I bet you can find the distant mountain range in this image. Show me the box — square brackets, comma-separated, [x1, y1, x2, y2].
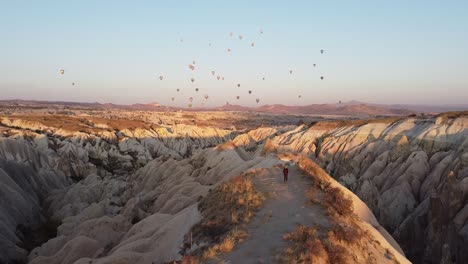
[338, 100, 468, 113]
[2, 99, 468, 116]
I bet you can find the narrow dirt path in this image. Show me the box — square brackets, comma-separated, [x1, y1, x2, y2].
[220, 165, 332, 264]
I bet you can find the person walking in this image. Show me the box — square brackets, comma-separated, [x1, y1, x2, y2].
[283, 165, 289, 183]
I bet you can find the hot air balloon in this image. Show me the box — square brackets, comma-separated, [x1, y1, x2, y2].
[192, 60, 196, 65]
[222, 77, 225, 81]
[188, 64, 195, 70]
[236, 96, 240, 100]
[59, 69, 65, 75]
[217, 76, 221, 80]
[176, 88, 180, 92]
[237, 84, 240, 88]
[227, 48, 231, 53]
[190, 77, 195, 83]
[239, 35, 243, 40]
[189, 97, 193, 102]
[204, 95, 209, 100]
[259, 28, 263, 34]
[256, 98, 260, 103]
[298, 95, 302, 99]
[313, 64, 316, 67]
[320, 76, 324, 80]
[195, 88, 199, 92]
[262, 77, 265, 81]
[211, 70, 215, 76]
[251, 42, 255, 47]
[289, 70, 293, 74]
[72, 82, 75, 86]
[339, 100, 342, 104]
[159, 75, 164, 80]
[188, 103, 192, 108]
[320, 49, 324, 54]
[171, 97, 175, 101]
[248, 90, 252, 94]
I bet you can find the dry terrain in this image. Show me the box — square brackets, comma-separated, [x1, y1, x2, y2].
[0, 104, 467, 264]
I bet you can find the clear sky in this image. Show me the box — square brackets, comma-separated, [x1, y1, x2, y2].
[1, 0, 467, 106]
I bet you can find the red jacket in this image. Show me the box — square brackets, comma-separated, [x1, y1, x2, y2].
[283, 168, 289, 176]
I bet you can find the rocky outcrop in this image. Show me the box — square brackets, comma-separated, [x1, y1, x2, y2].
[0, 139, 69, 263]
[266, 116, 468, 263]
[0, 117, 237, 179]
[2, 110, 466, 264]
[26, 143, 284, 263]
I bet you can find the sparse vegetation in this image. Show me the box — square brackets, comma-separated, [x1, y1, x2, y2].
[180, 174, 265, 261]
[0, 114, 158, 134]
[281, 221, 376, 264]
[298, 156, 355, 219]
[435, 111, 468, 124]
[328, 222, 365, 245]
[287, 156, 399, 264]
[322, 183, 354, 217]
[309, 117, 403, 131]
[179, 255, 200, 264]
[281, 225, 329, 263]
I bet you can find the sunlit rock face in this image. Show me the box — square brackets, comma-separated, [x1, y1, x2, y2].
[0, 111, 300, 263]
[266, 116, 468, 263]
[0, 108, 466, 264]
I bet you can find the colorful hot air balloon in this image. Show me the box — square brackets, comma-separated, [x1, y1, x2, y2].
[204, 95, 209, 100]
[251, 42, 255, 47]
[239, 35, 243, 40]
[188, 103, 192, 108]
[320, 76, 324, 80]
[195, 88, 199, 92]
[262, 77, 265, 80]
[237, 84, 240, 88]
[171, 97, 175, 101]
[190, 77, 195, 83]
[222, 77, 225, 81]
[188, 64, 195, 70]
[320, 49, 324, 54]
[248, 90, 252, 94]
[159, 75, 164, 80]
[189, 97, 193, 102]
[176, 88, 180, 92]
[217, 76, 221, 80]
[313, 64, 316, 67]
[227, 48, 231, 53]
[71, 82, 75, 86]
[192, 60, 196, 65]
[298, 95, 302, 98]
[236, 96, 240, 100]
[211, 70, 215, 76]
[59, 69, 65, 75]
[256, 98, 260, 103]
[289, 70, 293, 74]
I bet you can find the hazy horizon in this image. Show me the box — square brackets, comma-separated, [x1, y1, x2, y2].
[2, 1, 468, 106]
